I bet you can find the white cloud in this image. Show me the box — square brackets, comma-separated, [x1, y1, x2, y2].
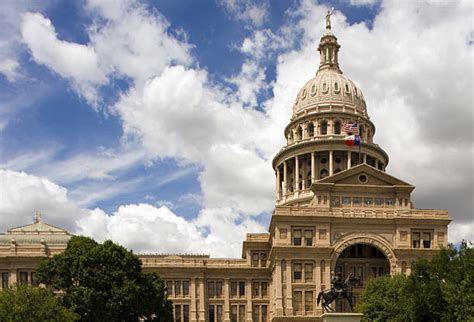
[218, 0, 269, 27]
[229, 60, 267, 107]
[21, 12, 108, 105]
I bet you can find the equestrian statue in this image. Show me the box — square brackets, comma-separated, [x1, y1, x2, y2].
[317, 273, 357, 312]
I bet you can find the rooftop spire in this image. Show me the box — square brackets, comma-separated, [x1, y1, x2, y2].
[35, 210, 42, 223]
[317, 8, 341, 73]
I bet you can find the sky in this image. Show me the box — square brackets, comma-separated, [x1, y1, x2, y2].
[0, 0, 472, 257]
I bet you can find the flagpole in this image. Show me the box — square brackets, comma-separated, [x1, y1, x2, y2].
[357, 117, 361, 165]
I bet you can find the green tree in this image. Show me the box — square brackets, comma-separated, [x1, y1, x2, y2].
[0, 285, 77, 322]
[36, 236, 173, 322]
[356, 241, 474, 322]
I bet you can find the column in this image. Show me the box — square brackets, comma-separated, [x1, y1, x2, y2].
[311, 152, 316, 183]
[375, 159, 379, 169]
[276, 167, 281, 199]
[283, 161, 288, 196]
[295, 156, 300, 191]
[199, 278, 206, 322]
[347, 151, 352, 169]
[286, 260, 293, 315]
[246, 279, 252, 322]
[224, 279, 230, 322]
[302, 123, 308, 139]
[191, 278, 197, 322]
[363, 154, 367, 164]
[329, 151, 334, 176]
[9, 269, 17, 287]
[275, 261, 283, 315]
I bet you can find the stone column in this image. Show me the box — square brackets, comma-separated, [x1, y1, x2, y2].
[295, 156, 300, 191]
[286, 260, 293, 315]
[363, 154, 367, 164]
[199, 277, 206, 322]
[329, 151, 334, 176]
[224, 279, 230, 322]
[191, 278, 197, 322]
[347, 151, 352, 169]
[276, 167, 281, 199]
[375, 159, 379, 169]
[9, 269, 17, 287]
[302, 123, 308, 139]
[246, 279, 252, 322]
[311, 152, 316, 183]
[275, 260, 283, 315]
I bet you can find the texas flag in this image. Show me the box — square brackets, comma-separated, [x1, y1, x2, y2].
[345, 134, 360, 146]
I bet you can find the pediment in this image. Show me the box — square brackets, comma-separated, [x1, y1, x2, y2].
[312, 164, 414, 191]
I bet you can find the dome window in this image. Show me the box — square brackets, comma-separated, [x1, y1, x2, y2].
[322, 82, 328, 94]
[310, 84, 317, 96]
[320, 121, 328, 135]
[344, 83, 350, 94]
[335, 157, 342, 164]
[301, 89, 307, 100]
[334, 82, 340, 93]
[308, 123, 314, 137]
[334, 121, 341, 134]
[297, 126, 303, 140]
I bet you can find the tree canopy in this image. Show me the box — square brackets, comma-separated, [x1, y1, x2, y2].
[36, 236, 173, 322]
[0, 285, 77, 322]
[356, 241, 474, 321]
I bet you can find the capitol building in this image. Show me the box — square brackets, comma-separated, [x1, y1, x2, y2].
[0, 15, 451, 322]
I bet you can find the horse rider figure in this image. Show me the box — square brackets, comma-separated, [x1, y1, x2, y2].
[331, 273, 344, 298]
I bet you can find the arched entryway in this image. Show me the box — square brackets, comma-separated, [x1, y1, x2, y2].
[330, 235, 396, 312]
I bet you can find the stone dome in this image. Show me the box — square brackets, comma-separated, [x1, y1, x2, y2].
[292, 69, 367, 119]
[291, 16, 367, 120]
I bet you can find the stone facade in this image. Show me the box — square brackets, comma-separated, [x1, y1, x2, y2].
[0, 13, 451, 322]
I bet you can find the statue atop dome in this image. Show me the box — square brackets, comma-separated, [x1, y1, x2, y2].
[326, 8, 335, 30]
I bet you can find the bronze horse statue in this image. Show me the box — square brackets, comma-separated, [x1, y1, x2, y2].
[317, 273, 357, 312]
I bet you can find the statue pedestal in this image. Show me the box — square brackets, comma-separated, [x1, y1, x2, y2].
[321, 313, 363, 322]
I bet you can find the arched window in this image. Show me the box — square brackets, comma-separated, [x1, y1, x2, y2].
[320, 169, 328, 179]
[334, 121, 341, 134]
[297, 126, 303, 140]
[320, 121, 328, 135]
[308, 123, 314, 137]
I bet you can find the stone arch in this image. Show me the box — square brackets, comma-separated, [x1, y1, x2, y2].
[330, 233, 397, 274]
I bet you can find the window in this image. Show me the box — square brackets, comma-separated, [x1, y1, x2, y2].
[1, 272, 8, 289]
[166, 281, 173, 295]
[332, 197, 341, 207]
[231, 305, 246, 322]
[209, 305, 223, 322]
[252, 253, 259, 267]
[252, 282, 259, 297]
[239, 281, 246, 296]
[260, 253, 267, 267]
[261, 282, 268, 297]
[423, 232, 431, 248]
[293, 291, 302, 314]
[208, 280, 223, 298]
[183, 280, 189, 296]
[364, 198, 373, 207]
[353, 197, 362, 207]
[230, 281, 245, 297]
[175, 304, 181, 322]
[293, 264, 302, 281]
[261, 305, 267, 322]
[412, 232, 421, 248]
[280, 228, 287, 239]
[375, 198, 383, 207]
[304, 264, 313, 282]
[231, 281, 237, 297]
[305, 291, 314, 312]
[320, 169, 328, 178]
[304, 230, 313, 246]
[216, 281, 223, 297]
[183, 305, 189, 322]
[19, 272, 28, 285]
[308, 123, 314, 137]
[321, 121, 328, 135]
[334, 121, 341, 134]
[175, 281, 181, 296]
[293, 230, 302, 246]
[385, 198, 394, 207]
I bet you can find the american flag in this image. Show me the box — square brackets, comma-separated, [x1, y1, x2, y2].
[342, 122, 359, 134]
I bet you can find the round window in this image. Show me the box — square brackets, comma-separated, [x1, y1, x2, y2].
[358, 174, 368, 184]
[310, 84, 317, 96]
[335, 157, 342, 164]
[320, 158, 327, 164]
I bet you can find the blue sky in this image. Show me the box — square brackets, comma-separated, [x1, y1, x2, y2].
[0, 0, 472, 256]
